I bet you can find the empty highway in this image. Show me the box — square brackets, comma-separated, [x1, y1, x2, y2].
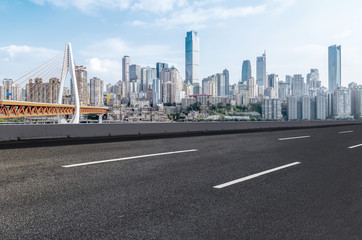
[1, 124, 362, 239]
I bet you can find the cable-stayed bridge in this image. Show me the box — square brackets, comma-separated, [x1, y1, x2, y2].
[0, 43, 107, 123]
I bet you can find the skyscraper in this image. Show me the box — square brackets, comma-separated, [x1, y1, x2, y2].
[129, 64, 141, 81]
[328, 45, 341, 91]
[291, 74, 305, 97]
[185, 31, 199, 86]
[223, 69, 230, 96]
[122, 56, 130, 97]
[241, 60, 251, 84]
[156, 62, 168, 79]
[256, 51, 266, 87]
[89, 77, 104, 106]
[267, 74, 279, 99]
[74, 65, 88, 106]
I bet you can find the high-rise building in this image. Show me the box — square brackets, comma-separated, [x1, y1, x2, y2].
[328, 45, 341, 91]
[216, 73, 226, 97]
[267, 74, 279, 99]
[122, 56, 130, 97]
[287, 96, 298, 120]
[3, 78, 14, 100]
[278, 81, 290, 101]
[262, 99, 282, 120]
[301, 96, 311, 120]
[247, 77, 257, 98]
[256, 51, 266, 87]
[353, 86, 362, 119]
[307, 69, 319, 86]
[285, 75, 292, 84]
[25, 78, 59, 103]
[291, 74, 305, 97]
[241, 60, 251, 84]
[140, 67, 147, 92]
[152, 78, 162, 105]
[74, 65, 88, 106]
[89, 77, 104, 106]
[185, 31, 199, 86]
[129, 64, 141, 81]
[156, 63, 168, 79]
[332, 87, 351, 119]
[223, 69, 230, 96]
[316, 95, 327, 120]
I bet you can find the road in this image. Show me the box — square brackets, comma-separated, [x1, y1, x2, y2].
[1, 125, 362, 239]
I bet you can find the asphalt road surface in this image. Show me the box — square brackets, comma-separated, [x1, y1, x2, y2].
[1, 125, 362, 239]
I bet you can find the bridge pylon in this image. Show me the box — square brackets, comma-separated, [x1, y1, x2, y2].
[57, 43, 80, 124]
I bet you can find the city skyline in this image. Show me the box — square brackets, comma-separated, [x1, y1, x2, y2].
[1, 0, 362, 87]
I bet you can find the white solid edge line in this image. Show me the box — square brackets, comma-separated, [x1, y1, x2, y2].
[348, 144, 362, 149]
[62, 149, 198, 168]
[213, 162, 301, 189]
[278, 136, 311, 141]
[339, 130, 354, 134]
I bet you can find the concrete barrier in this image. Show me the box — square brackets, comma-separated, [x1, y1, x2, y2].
[0, 121, 361, 142]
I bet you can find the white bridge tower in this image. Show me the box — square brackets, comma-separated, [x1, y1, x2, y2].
[57, 43, 80, 124]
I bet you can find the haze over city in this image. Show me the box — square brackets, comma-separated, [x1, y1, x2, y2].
[1, 0, 362, 86]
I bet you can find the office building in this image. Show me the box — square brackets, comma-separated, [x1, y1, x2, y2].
[241, 60, 251, 84]
[152, 78, 162, 105]
[291, 74, 305, 97]
[307, 69, 319, 86]
[267, 74, 279, 99]
[223, 69, 230, 95]
[156, 62, 168, 79]
[122, 56, 130, 97]
[328, 45, 341, 91]
[185, 31, 199, 86]
[256, 51, 266, 87]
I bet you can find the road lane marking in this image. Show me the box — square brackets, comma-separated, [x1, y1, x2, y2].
[278, 136, 310, 141]
[348, 144, 362, 149]
[62, 149, 198, 168]
[213, 162, 301, 189]
[339, 130, 354, 134]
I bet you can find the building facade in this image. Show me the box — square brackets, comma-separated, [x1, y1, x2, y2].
[185, 31, 199, 86]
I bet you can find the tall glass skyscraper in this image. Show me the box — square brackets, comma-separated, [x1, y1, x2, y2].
[241, 60, 251, 83]
[185, 31, 199, 86]
[223, 69, 229, 95]
[256, 51, 266, 87]
[328, 45, 341, 91]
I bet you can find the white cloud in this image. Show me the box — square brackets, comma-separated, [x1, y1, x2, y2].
[81, 38, 181, 60]
[271, 0, 296, 14]
[80, 38, 183, 82]
[133, 5, 266, 29]
[0, 45, 58, 61]
[0, 45, 61, 83]
[30, 0, 132, 12]
[132, 0, 178, 13]
[85, 57, 122, 81]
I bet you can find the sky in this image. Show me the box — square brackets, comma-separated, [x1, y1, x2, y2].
[1, 0, 362, 88]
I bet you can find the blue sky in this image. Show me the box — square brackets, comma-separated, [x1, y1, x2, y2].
[1, 0, 362, 87]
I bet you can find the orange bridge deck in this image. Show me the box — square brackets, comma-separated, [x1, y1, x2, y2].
[0, 100, 108, 119]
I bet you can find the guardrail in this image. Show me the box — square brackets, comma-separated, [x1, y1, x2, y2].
[0, 121, 361, 142]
